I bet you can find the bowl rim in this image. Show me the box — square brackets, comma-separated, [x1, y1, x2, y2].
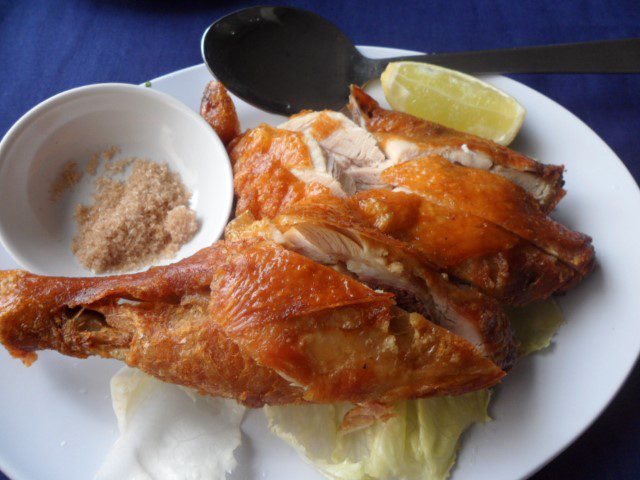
[0, 82, 234, 276]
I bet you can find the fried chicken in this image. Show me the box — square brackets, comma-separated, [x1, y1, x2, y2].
[0, 81, 596, 414]
[0, 240, 504, 406]
[231, 106, 593, 305]
[200, 81, 241, 145]
[348, 85, 565, 212]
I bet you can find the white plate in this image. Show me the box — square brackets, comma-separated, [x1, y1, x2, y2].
[1, 46, 639, 480]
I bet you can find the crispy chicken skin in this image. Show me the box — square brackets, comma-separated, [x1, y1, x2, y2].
[0, 240, 504, 406]
[230, 120, 589, 305]
[348, 85, 565, 212]
[228, 128, 522, 362]
[230, 125, 337, 219]
[200, 81, 241, 145]
[209, 240, 504, 402]
[353, 189, 576, 304]
[382, 156, 595, 276]
[226, 194, 519, 370]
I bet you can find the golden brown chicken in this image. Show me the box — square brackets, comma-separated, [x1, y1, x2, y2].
[348, 85, 565, 212]
[351, 189, 577, 305]
[226, 194, 519, 370]
[200, 81, 241, 145]
[0, 240, 504, 407]
[381, 155, 594, 276]
[0, 80, 596, 418]
[230, 124, 342, 220]
[229, 103, 593, 305]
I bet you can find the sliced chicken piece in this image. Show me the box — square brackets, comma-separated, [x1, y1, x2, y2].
[0, 240, 504, 405]
[280, 110, 386, 167]
[230, 123, 584, 304]
[200, 81, 241, 145]
[382, 156, 594, 276]
[352, 189, 577, 305]
[213, 240, 505, 401]
[352, 189, 517, 264]
[227, 196, 519, 370]
[230, 124, 355, 219]
[348, 85, 565, 212]
[280, 110, 394, 191]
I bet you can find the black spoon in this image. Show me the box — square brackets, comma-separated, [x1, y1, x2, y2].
[201, 6, 640, 115]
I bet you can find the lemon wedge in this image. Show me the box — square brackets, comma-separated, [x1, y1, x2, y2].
[381, 61, 526, 145]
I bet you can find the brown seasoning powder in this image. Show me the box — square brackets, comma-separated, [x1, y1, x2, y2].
[104, 157, 134, 175]
[72, 158, 199, 273]
[86, 154, 100, 176]
[50, 161, 83, 201]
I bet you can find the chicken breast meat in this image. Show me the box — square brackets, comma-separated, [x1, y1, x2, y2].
[279, 110, 391, 190]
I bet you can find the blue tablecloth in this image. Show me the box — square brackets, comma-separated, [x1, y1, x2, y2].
[0, 1, 638, 479]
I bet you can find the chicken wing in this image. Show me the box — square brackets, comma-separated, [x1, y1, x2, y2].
[0, 240, 504, 406]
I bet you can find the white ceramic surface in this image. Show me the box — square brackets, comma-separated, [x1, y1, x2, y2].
[0, 46, 639, 480]
[0, 83, 233, 276]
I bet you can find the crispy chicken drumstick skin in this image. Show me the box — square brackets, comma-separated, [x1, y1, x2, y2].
[0, 240, 504, 407]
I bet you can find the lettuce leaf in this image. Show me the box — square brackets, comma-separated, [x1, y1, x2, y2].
[507, 298, 564, 356]
[265, 391, 491, 480]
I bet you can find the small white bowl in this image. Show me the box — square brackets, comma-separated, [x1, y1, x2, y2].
[0, 83, 233, 276]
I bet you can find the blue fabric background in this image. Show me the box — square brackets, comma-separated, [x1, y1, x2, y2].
[0, 1, 638, 479]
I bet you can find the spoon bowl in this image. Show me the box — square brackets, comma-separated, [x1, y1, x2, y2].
[201, 6, 368, 114]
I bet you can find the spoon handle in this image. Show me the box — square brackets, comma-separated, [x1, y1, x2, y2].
[366, 38, 640, 77]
